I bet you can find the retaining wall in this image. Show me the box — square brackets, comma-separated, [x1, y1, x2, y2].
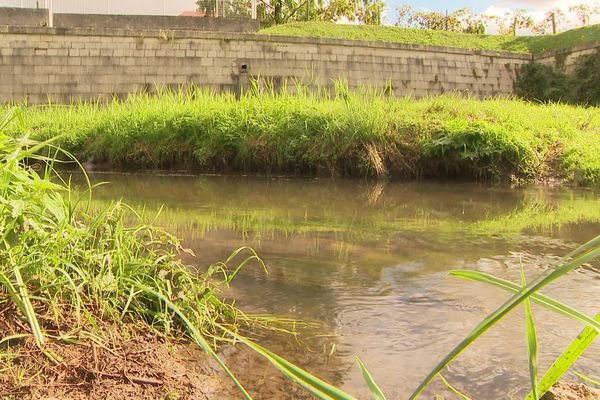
[53, 14, 259, 33]
[0, 7, 49, 27]
[534, 40, 600, 74]
[0, 7, 259, 32]
[0, 25, 532, 104]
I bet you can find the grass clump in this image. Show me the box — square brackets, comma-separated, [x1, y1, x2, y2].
[0, 108, 266, 398]
[259, 22, 600, 53]
[4, 87, 600, 186]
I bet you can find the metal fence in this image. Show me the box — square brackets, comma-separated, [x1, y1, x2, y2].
[1, 0, 257, 20]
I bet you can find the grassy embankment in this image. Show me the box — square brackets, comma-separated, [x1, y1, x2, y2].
[5, 88, 600, 186]
[260, 22, 600, 54]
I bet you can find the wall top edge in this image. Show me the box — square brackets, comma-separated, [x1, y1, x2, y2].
[533, 39, 600, 60]
[0, 25, 534, 60]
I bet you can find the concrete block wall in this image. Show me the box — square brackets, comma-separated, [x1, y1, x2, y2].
[0, 7, 259, 33]
[0, 25, 532, 104]
[53, 14, 259, 33]
[534, 40, 600, 74]
[0, 7, 49, 27]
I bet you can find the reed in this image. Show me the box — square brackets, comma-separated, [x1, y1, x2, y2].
[3, 85, 599, 185]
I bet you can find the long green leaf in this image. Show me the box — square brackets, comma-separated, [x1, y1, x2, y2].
[521, 269, 539, 400]
[437, 373, 472, 400]
[218, 324, 358, 400]
[448, 270, 600, 332]
[574, 372, 600, 387]
[525, 313, 600, 400]
[127, 280, 253, 400]
[11, 259, 45, 347]
[356, 357, 387, 400]
[410, 237, 600, 399]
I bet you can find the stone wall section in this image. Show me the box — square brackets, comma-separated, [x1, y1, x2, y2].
[534, 40, 600, 74]
[0, 26, 532, 104]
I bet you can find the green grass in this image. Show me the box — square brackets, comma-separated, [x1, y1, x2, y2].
[0, 108, 270, 396]
[5, 87, 600, 186]
[259, 22, 600, 54]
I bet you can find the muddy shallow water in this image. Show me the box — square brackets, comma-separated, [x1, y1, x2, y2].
[85, 173, 600, 399]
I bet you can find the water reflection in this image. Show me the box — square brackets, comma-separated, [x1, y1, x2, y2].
[81, 173, 600, 399]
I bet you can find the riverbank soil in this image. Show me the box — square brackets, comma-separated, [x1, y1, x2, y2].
[542, 381, 600, 400]
[0, 333, 235, 400]
[0, 314, 338, 400]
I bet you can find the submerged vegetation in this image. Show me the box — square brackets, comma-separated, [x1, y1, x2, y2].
[4, 87, 600, 186]
[260, 21, 600, 53]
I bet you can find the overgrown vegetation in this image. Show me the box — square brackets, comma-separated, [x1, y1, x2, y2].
[3, 87, 599, 186]
[0, 108, 274, 398]
[260, 21, 600, 53]
[516, 49, 600, 106]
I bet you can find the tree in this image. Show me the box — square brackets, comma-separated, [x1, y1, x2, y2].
[395, 4, 414, 28]
[400, 7, 489, 33]
[357, 0, 385, 25]
[318, 0, 383, 24]
[255, 0, 319, 26]
[410, 9, 463, 31]
[196, 0, 251, 17]
[533, 8, 565, 35]
[499, 9, 533, 36]
[456, 8, 490, 34]
[319, 0, 356, 22]
[569, 3, 592, 26]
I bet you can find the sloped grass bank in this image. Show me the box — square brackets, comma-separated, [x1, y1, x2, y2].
[260, 22, 600, 54]
[4, 89, 600, 186]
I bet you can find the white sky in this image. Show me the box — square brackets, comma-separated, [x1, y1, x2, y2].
[1, 0, 599, 31]
[0, 0, 198, 15]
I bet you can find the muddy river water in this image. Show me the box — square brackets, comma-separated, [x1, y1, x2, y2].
[87, 173, 600, 399]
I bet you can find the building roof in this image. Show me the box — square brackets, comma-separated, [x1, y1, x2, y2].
[178, 11, 206, 17]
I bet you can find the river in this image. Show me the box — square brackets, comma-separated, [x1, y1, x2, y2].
[86, 173, 600, 399]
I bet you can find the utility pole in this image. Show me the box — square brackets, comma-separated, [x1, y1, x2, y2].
[45, 0, 53, 27]
[306, 0, 310, 21]
[251, 0, 257, 19]
[445, 9, 448, 31]
[551, 12, 557, 34]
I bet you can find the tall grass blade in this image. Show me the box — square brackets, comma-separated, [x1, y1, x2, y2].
[437, 373, 472, 400]
[574, 372, 600, 387]
[525, 314, 600, 400]
[12, 261, 45, 347]
[356, 357, 386, 400]
[521, 269, 539, 400]
[218, 325, 358, 400]
[448, 270, 600, 332]
[127, 281, 253, 400]
[410, 238, 600, 399]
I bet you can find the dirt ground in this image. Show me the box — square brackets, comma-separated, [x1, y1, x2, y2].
[0, 326, 343, 400]
[1, 330, 596, 399]
[542, 381, 600, 400]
